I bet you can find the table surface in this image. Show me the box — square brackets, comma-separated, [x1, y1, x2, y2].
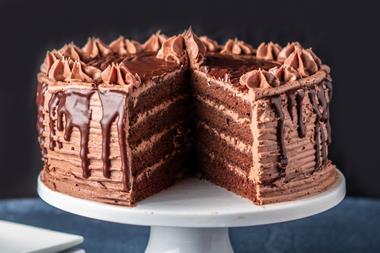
[0, 197, 379, 253]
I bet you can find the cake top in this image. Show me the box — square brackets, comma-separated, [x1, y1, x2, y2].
[38, 28, 331, 99]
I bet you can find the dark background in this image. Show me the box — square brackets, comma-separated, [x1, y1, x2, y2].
[0, 0, 379, 199]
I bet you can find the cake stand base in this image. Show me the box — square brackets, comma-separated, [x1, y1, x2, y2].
[146, 227, 233, 253]
[37, 170, 345, 253]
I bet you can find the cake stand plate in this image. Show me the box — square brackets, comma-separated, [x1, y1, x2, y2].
[37, 170, 346, 253]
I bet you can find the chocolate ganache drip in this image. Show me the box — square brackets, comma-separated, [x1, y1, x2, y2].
[48, 89, 95, 178]
[296, 90, 306, 138]
[99, 90, 131, 191]
[271, 96, 288, 173]
[308, 87, 329, 171]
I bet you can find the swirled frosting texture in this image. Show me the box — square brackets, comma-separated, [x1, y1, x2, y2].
[184, 28, 206, 67]
[39, 32, 327, 89]
[269, 65, 299, 82]
[256, 42, 281, 60]
[283, 47, 319, 77]
[199, 36, 219, 52]
[143, 31, 168, 52]
[156, 35, 185, 64]
[221, 38, 254, 55]
[82, 37, 111, 59]
[101, 63, 141, 86]
[240, 69, 280, 89]
[109, 36, 143, 55]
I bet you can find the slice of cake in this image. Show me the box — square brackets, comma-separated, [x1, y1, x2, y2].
[36, 29, 338, 206]
[37, 34, 191, 205]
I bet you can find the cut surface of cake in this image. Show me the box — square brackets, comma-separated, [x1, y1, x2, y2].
[37, 29, 338, 206]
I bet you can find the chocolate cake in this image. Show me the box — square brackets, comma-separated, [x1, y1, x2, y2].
[37, 28, 338, 206]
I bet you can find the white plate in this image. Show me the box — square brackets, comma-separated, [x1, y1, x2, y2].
[0, 220, 83, 253]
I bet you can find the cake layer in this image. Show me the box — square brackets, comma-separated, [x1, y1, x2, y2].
[196, 121, 252, 172]
[130, 68, 188, 115]
[193, 94, 252, 145]
[129, 95, 190, 145]
[191, 71, 252, 117]
[131, 121, 190, 176]
[196, 149, 256, 202]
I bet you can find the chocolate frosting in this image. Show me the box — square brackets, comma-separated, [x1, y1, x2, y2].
[109, 36, 143, 55]
[69, 61, 93, 82]
[278, 42, 322, 68]
[142, 31, 168, 52]
[256, 42, 281, 60]
[184, 28, 206, 67]
[101, 63, 140, 86]
[221, 38, 255, 55]
[40, 51, 58, 73]
[82, 37, 111, 59]
[199, 36, 220, 52]
[59, 43, 82, 61]
[48, 58, 72, 81]
[240, 68, 280, 89]
[156, 35, 185, 64]
[283, 47, 319, 77]
[277, 42, 302, 62]
[269, 65, 299, 82]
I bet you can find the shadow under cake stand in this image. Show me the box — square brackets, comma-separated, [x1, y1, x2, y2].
[37, 169, 346, 253]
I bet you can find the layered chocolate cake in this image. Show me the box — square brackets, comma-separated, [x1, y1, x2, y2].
[37, 28, 338, 206]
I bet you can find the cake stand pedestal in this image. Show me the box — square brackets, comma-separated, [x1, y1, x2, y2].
[37, 170, 345, 253]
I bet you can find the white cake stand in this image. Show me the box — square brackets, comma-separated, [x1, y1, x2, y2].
[37, 170, 346, 253]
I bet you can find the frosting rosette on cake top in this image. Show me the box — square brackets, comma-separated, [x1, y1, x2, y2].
[142, 31, 168, 52]
[256, 42, 282, 61]
[221, 38, 255, 55]
[156, 35, 186, 64]
[240, 68, 280, 89]
[101, 63, 141, 86]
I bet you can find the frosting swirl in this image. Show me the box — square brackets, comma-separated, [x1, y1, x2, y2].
[48, 58, 72, 81]
[68, 61, 93, 82]
[199, 36, 219, 52]
[156, 35, 185, 64]
[101, 63, 141, 85]
[256, 42, 281, 60]
[240, 68, 280, 89]
[109, 36, 143, 55]
[59, 43, 82, 61]
[221, 38, 254, 55]
[184, 28, 206, 67]
[269, 65, 299, 82]
[143, 31, 168, 52]
[283, 47, 319, 77]
[40, 51, 58, 73]
[82, 37, 111, 59]
[277, 42, 302, 62]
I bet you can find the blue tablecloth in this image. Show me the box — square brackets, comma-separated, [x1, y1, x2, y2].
[0, 197, 379, 253]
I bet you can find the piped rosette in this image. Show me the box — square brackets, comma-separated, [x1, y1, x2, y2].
[256, 42, 282, 61]
[142, 31, 168, 52]
[109, 36, 143, 55]
[156, 35, 186, 64]
[98, 63, 141, 92]
[221, 38, 255, 55]
[183, 28, 207, 68]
